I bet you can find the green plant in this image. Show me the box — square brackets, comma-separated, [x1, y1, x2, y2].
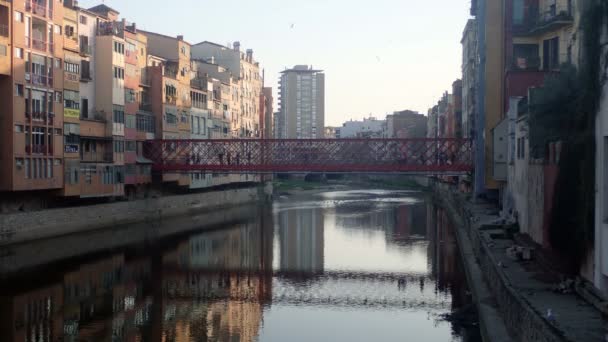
[542, 1, 607, 270]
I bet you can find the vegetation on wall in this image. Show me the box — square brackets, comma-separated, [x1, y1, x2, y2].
[533, 0, 607, 270]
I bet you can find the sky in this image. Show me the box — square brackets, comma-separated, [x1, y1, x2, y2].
[79, 0, 471, 126]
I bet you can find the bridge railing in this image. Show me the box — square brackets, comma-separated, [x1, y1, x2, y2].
[143, 138, 473, 173]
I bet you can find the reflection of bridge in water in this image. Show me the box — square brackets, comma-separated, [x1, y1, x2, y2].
[144, 138, 473, 174]
[162, 268, 449, 310]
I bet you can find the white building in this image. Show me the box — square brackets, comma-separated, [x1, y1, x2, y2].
[335, 117, 386, 138]
[276, 65, 325, 139]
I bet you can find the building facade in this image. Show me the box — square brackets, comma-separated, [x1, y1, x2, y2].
[191, 41, 262, 138]
[262, 87, 273, 139]
[141, 30, 193, 187]
[336, 117, 386, 138]
[387, 110, 427, 138]
[0, 0, 66, 203]
[461, 19, 477, 139]
[276, 65, 325, 139]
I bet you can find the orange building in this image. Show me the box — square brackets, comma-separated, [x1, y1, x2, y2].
[0, 0, 66, 199]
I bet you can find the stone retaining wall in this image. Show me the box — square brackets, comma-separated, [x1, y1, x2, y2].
[436, 182, 567, 342]
[0, 187, 262, 246]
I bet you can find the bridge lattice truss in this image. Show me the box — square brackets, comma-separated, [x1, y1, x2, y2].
[143, 138, 473, 174]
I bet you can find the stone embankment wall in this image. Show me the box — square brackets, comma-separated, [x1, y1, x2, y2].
[435, 182, 573, 342]
[0, 187, 263, 246]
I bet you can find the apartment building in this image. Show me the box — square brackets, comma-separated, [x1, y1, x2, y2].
[461, 19, 477, 139]
[499, 0, 577, 245]
[62, 1, 80, 196]
[0, 0, 66, 202]
[276, 65, 325, 139]
[262, 87, 273, 139]
[337, 117, 386, 138]
[192, 41, 262, 138]
[387, 110, 427, 139]
[141, 30, 192, 187]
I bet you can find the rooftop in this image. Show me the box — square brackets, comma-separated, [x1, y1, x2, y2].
[281, 65, 324, 73]
[87, 4, 120, 16]
[139, 30, 191, 45]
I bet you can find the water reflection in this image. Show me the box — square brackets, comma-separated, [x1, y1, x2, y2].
[0, 189, 480, 342]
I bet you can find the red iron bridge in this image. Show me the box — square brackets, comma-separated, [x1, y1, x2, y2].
[143, 138, 473, 174]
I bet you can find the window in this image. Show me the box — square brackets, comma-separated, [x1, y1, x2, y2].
[113, 105, 125, 124]
[65, 25, 75, 38]
[191, 91, 207, 109]
[0, 45, 6, 57]
[165, 112, 177, 125]
[136, 114, 155, 133]
[113, 67, 124, 79]
[81, 98, 88, 118]
[15, 47, 23, 59]
[165, 84, 177, 97]
[14, 11, 23, 22]
[79, 15, 87, 25]
[113, 41, 124, 54]
[65, 161, 79, 185]
[126, 43, 136, 57]
[512, 0, 524, 25]
[113, 139, 125, 153]
[181, 112, 189, 123]
[125, 141, 136, 152]
[126, 114, 136, 129]
[54, 58, 61, 69]
[15, 125, 24, 133]
[181, 46, 186, 55]
[25, 159, 30, 179]
[55, 91, 62, 103]
[543, 37, 560, 70]
[15, 84, 24, 97]
[64, 61, 80, 74]
[54, 25, 61, 34]
[63, 90, 80, 109]
[125, 88, 136, 103]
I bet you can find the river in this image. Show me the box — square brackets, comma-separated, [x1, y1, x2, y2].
[0, 188, 481, 341]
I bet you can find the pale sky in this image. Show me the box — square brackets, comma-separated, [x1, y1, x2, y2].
[79, 0, 471, 126]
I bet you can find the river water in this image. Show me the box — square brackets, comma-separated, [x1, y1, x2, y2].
[0, 188, 481, 341]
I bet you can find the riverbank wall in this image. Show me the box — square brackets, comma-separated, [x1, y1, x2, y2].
[433, 182, 513, 342]
[434, 181, 607, 342]
[0, 186, 267, 247]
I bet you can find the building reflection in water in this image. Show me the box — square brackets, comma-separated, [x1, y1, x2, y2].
[276, 207, 324, 275]
[0, 193, 478, 342]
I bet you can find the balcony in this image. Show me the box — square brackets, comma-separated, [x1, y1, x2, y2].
[26, 145, 52, 155]
[510, 56, 541, 71]
[165, 95, 177, 105]
[164, 68, 178, 79]
[80, 44, 92, 56]
[27, 2, 47, 18]
[0, 24, 8, 38]
[81, 151, 114, 164]
[32, 38, 47, 52]
[513, 7, 573, 37]
[27, 73, 51, 86]
[139, 103, 153, 113]
[97, 21, 124, 37]
[190, 78, 206, 90]
[505, 69, 550, 102]
[80, 70, 92, 82]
